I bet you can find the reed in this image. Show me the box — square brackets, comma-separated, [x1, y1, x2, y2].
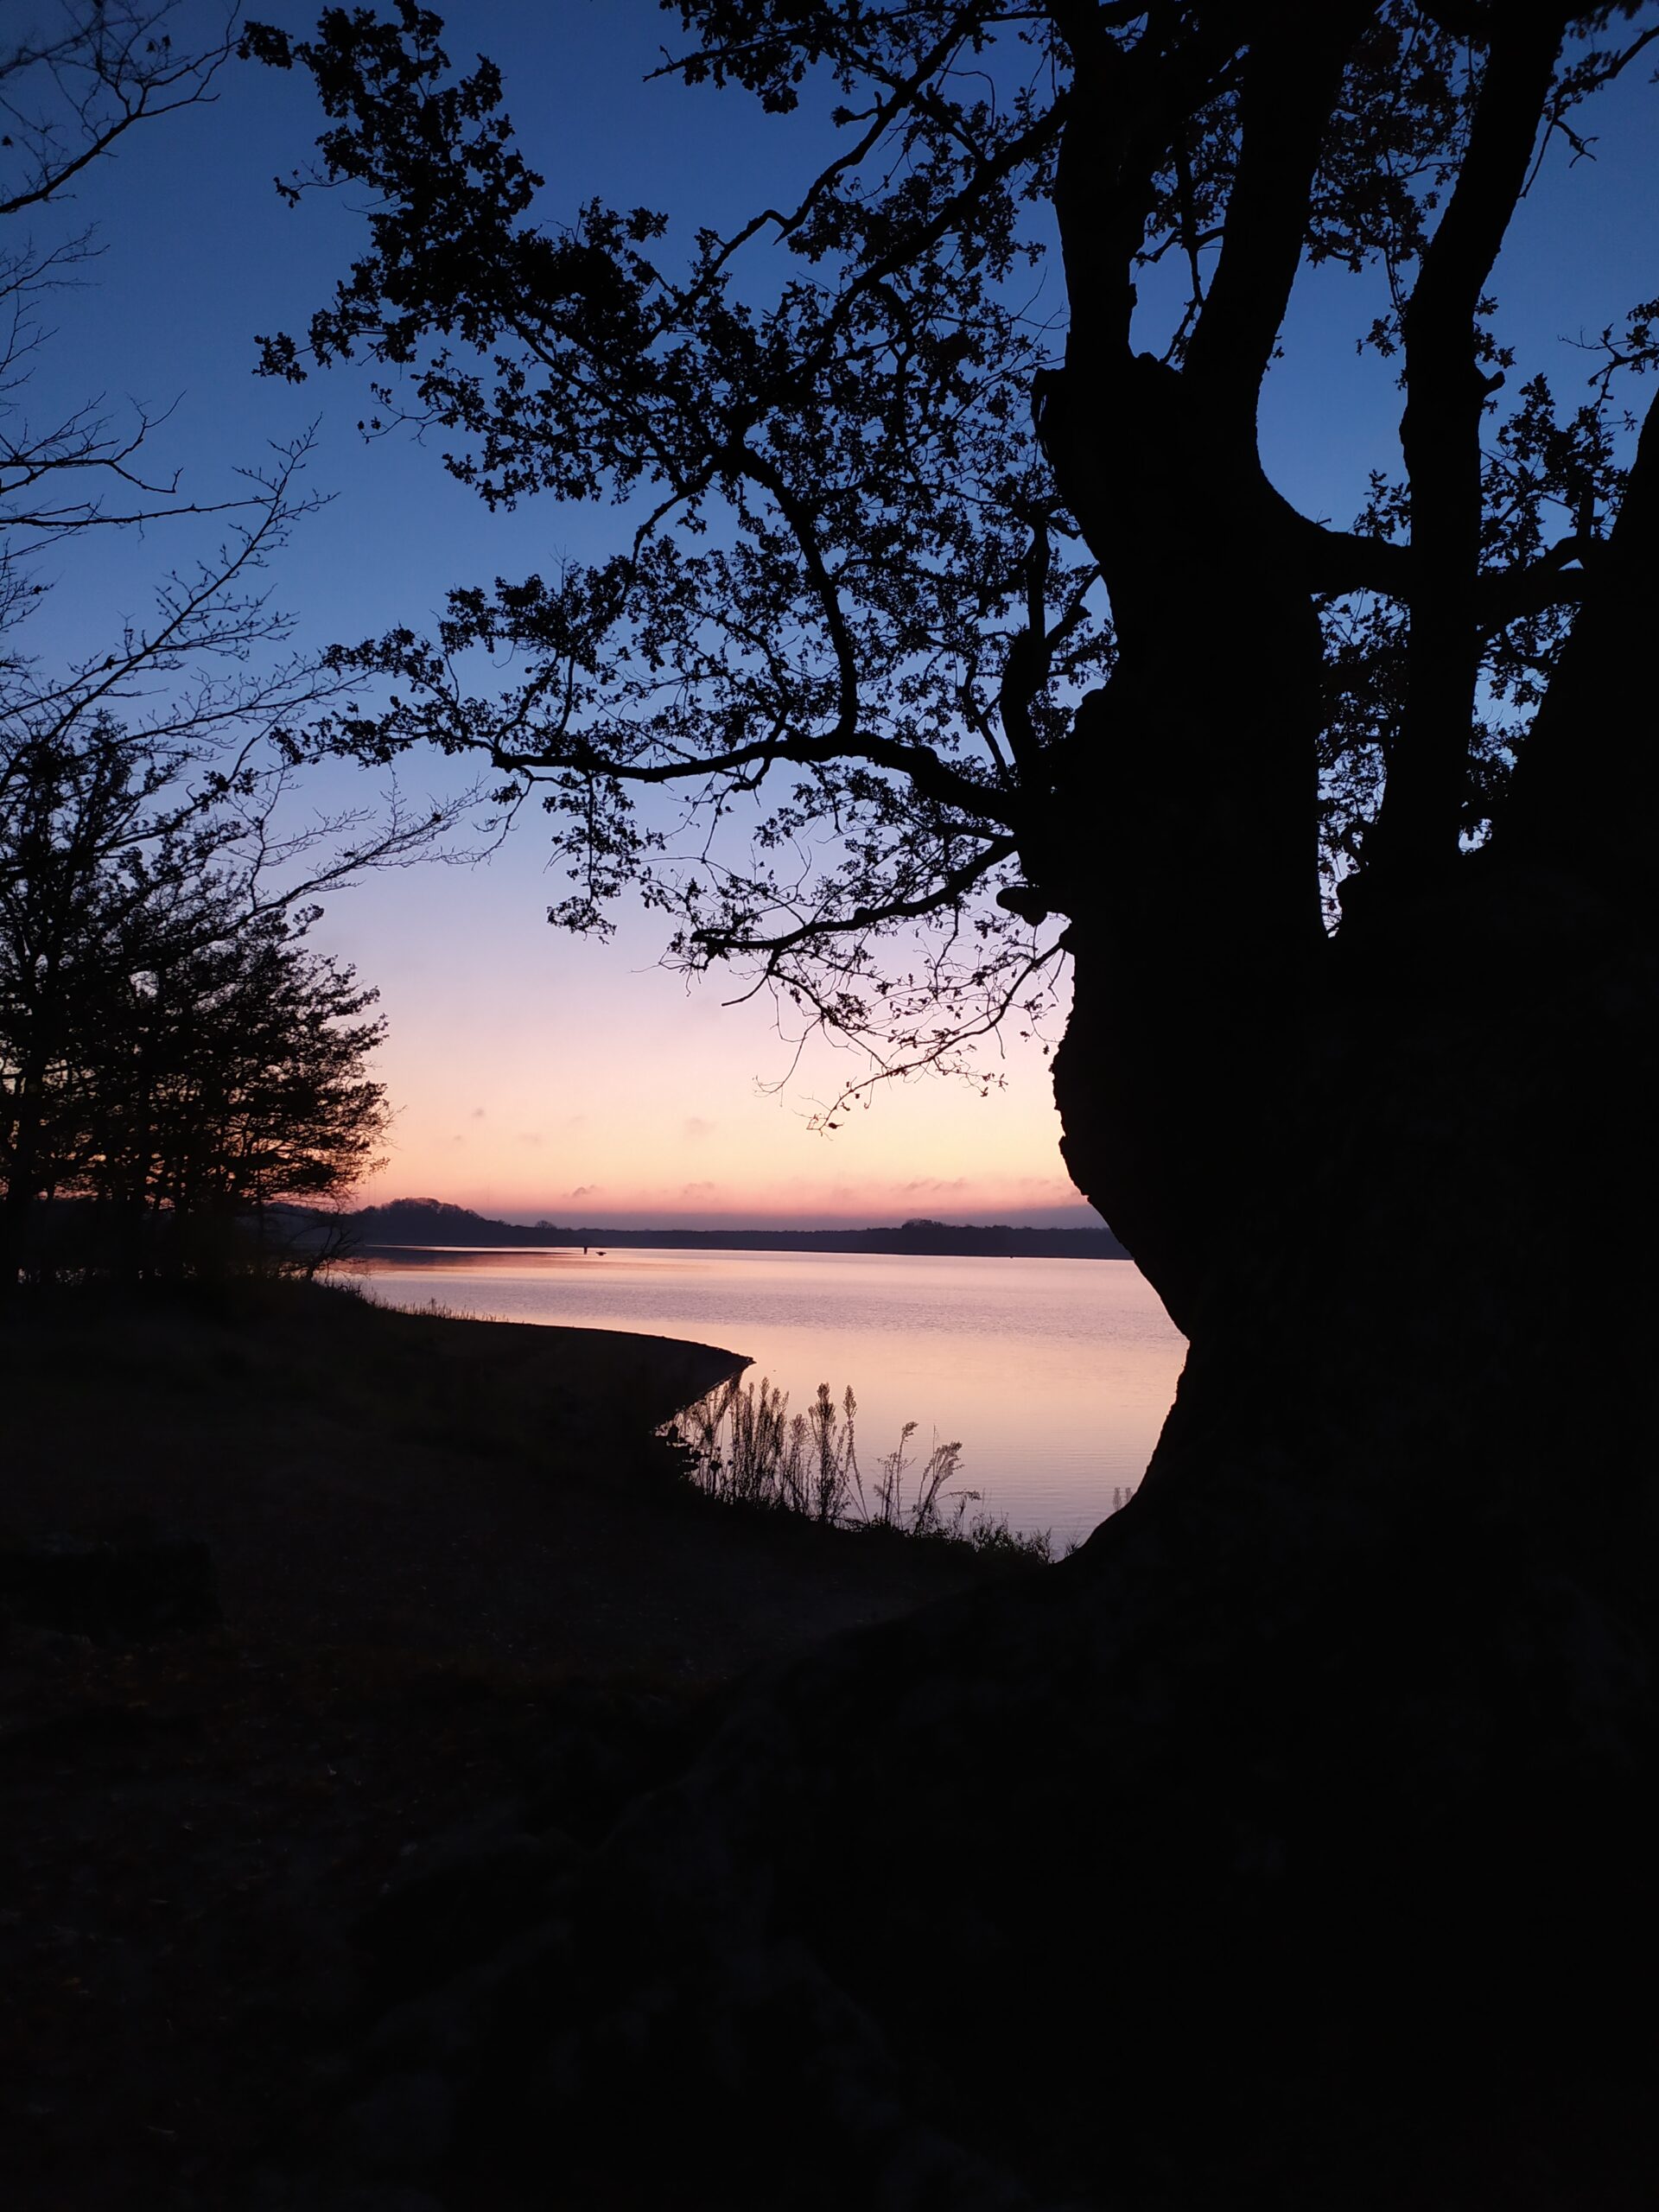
[674, 1377, 858, 1522]
[669, 1377, 1107, 1561]
[861, 1419, 968, 1539]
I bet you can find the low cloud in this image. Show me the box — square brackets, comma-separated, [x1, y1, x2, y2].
[679, 1179, 718, 1197]
[569, 1184, 597, 1198]
[516, 1133, 543, 1147]
[901, 1176, 969, 1194]
[470, 1107, 486, 1121]
[683, 1116, 716, 1140]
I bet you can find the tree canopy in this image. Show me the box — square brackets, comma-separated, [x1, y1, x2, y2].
[244, 1, 1659, 1323]
[249, 6, 1656, 950]
[0, 3, 456, 1282]
[0, 713, 390, 1278]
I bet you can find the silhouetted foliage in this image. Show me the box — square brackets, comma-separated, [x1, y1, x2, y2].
[249, 2, 1659, 1333]
[0, 3, 473, 1286]
[0, 714, 389, 1280]
[349, 1193, 1130, 1256]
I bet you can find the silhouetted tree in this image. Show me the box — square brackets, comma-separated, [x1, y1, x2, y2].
[0, 709, 389, 1278]
[92, 908, 387, 1272]
[0, 3, 466, 1280]
[235, 11, 1659, 2202]
[0, 423, 446, 1284]
[249, 0, 1658, 1435]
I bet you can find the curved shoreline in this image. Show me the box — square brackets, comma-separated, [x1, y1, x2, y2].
[2, 1281, 1029, 2209]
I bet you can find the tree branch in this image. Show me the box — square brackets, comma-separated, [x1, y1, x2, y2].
[1475, 535, 1596, 630]
[1497, 381, 1659, 893]
[1370, 4, 1567, 889]
[694, 835, 1020, 960]
[506, 715, 1013, 832]
[1183, 4, 1368, 431]
[0, 3, 233, 220]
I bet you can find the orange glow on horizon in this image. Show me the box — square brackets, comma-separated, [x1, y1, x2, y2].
[364, 1058, 1094, 1230]
[315, 819, 1093, 1232]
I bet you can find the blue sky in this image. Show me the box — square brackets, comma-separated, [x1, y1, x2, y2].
[15, 3, 1658, 1224]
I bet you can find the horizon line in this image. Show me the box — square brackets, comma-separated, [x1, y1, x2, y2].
[351, 1193, 1109, 1235]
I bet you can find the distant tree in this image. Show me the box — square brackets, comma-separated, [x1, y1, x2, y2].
[0, 416, 445, 1286]
[0, 707, 390, 1278]
[0, 754, 122, 1248]
[89, 906, 388, 1272]
[0, 2, 467, 1281]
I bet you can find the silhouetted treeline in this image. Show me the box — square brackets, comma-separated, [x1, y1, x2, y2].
[349, 1196, 1128, 1261]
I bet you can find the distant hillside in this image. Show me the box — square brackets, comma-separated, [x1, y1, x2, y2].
[347, 1197, 1129, 1262]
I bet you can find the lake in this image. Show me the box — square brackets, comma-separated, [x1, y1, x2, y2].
[358, 1247, 1187, 1546]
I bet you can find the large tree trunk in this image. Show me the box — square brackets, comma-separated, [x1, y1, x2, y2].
[281, 860, 1656, 2209]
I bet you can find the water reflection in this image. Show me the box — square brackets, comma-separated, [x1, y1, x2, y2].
[357, 1247, 1186, 1544]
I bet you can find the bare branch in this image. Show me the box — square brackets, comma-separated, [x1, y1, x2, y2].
[696, 834, 1020, 962]
[0, 3, 235, 220]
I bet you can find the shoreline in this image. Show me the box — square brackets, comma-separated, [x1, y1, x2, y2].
[3, 1280, 1025, 1678]
[3, 1280, 1031, 2208]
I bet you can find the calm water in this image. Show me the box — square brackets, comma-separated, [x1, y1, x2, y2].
[359, 1247, 1187, 1544]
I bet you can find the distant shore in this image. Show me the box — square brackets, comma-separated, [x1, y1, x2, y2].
[344, 1197, 1130, 1262]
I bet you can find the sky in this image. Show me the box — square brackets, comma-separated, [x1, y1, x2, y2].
[15, 3, 1659, 1226]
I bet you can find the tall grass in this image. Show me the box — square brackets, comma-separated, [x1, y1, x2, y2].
[673, 1378, 861, 1522]
[669, 1376, 1086, 1562]
[866, 1419, 969, 1539]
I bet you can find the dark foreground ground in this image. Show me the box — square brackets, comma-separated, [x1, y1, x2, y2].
[0, 1282, 1019, 2209]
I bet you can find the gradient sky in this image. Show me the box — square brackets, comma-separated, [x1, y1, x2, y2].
[19, 3, 1658, 1224]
